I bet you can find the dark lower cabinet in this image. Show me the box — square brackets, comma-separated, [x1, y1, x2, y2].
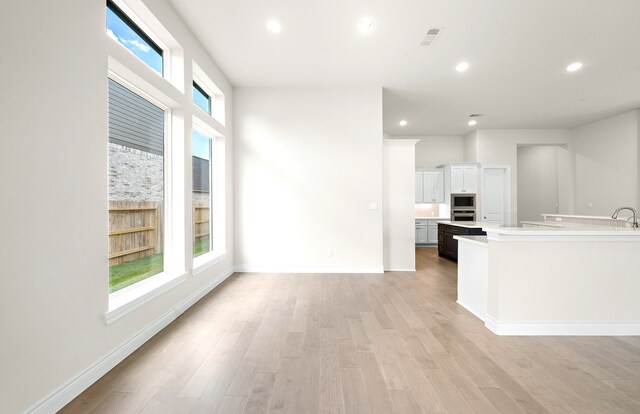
[438, 223, 486, 261]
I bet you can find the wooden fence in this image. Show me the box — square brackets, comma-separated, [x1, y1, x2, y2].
[108, 201, 209, 266]
[109, 201, 163, 267]
[194, 203, 210, 241]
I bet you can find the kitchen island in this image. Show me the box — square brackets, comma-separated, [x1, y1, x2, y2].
[437, 221, 486, 261]
[455, 224, 640, 335]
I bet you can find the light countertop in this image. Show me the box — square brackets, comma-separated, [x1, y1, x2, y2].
[434, 221, 490, 229]
[485, 225, 640, 237]
[541, 214, 626, 221]
[519, 220, 565, 228]
[415, 217, 448, 220]
[454, 235, 488, 247]
[440, 220, 640, 237]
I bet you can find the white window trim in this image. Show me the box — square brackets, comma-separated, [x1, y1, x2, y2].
[193, 61, 225, 126]
[105, 271, 188, 324]
[106, 65, 184, 321]
[191, 118, 226, 268]
[111, 0, 184, 92]
[193, 252, 227, 277]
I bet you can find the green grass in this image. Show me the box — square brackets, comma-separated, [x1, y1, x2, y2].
[109, 253, 164, 293]
[194, 237, 210, 257]
[109, 237, 212, 293]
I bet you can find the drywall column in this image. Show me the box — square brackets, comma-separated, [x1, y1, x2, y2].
[383, 139, 419, 271]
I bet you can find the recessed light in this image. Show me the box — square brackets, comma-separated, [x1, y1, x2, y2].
[399, 120, 407, 126]
[566, 62, 583, 72]
[267, 20, 282, 33]
[358, 18, 373, 33]
[456, 61, 470, 72]
[468, 120, 477, 126]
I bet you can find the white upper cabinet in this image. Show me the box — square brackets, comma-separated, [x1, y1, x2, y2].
[425, 169, 444, 203]
[451, 165, 477, 193]
[416, 169, 444, 203]
[451, 166, 464, 193]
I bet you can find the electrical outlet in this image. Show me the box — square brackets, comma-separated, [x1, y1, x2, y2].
[328, 250, 334, 257]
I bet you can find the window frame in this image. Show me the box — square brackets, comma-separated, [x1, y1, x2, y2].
[106, 71, 185, 322]
[191, 127, 213, 259]
[192, 81, 212, 114]
[107, 0, 165, 76]
[104, 0, 228, 323]
[193, 61, 225, 126]
[107, 75, 168, 293]
[192, 117, 226, 271]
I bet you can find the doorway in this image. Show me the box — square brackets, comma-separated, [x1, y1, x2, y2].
[516, 145, 570, 224]
[481, 167, 510, 226]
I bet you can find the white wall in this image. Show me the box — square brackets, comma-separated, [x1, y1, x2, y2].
[383, 139, 418, 271]
[463, 131, 477, 162]
[0, 1, 234, 412]
[572, 110, 639, 215]
[517, 146, 560, 222]
[413, 135, 464, 168]
[234, 88, 384, 272]
[469, 129, 572, 225]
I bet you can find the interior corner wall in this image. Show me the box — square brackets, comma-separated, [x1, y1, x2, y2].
[383, 139, 417, 271]
[517, 146, 560, 222]
[0, 1, 234, 412]
[571, 110, 639, 216]
[413, 135, 464, 167]
[233, 88, 384, 271]
[474, 129, 572, 225]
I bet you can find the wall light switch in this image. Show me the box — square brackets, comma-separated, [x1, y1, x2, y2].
[369, 202, 378, 210]
[588, 202, 593, 208]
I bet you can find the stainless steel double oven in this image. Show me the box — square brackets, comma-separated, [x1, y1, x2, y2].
[451, 193, 476, 222]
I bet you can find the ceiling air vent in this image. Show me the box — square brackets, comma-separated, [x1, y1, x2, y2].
[469, 114, 484, 118]
[421, 27, 443, 46]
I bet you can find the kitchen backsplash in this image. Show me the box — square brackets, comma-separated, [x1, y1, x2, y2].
[415, 204, 440, 217]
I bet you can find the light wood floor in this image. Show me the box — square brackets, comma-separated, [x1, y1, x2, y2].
[62, 248, 640, 413]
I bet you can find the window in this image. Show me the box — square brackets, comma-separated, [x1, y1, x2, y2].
[108, 78, 165, 293]
[107, 0, 163, 75]
[192, 81, 211, 114]
[192, 129, 213, 257]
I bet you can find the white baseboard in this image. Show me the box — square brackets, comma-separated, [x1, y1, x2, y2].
[456, 300, 486, 322]
[484, 315, 640, 336]
[384, 268, 416, 272]
[26, 266, 234, 414]
[233, 265, 384, 274]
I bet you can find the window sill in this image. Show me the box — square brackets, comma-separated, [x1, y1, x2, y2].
[105, 271, 188, 324]
[193, 251, 227, 276]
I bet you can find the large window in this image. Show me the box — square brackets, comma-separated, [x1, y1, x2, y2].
[104, 1, 226, 316]
[108, 78, 165, 292]
[192, 129, 213, 257]
[107, 0, 163, 75]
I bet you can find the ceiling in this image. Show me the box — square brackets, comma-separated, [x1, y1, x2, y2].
[168, 0, 640, 136]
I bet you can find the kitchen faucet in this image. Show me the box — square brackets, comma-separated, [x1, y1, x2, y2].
[611, 207, 639, 228]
